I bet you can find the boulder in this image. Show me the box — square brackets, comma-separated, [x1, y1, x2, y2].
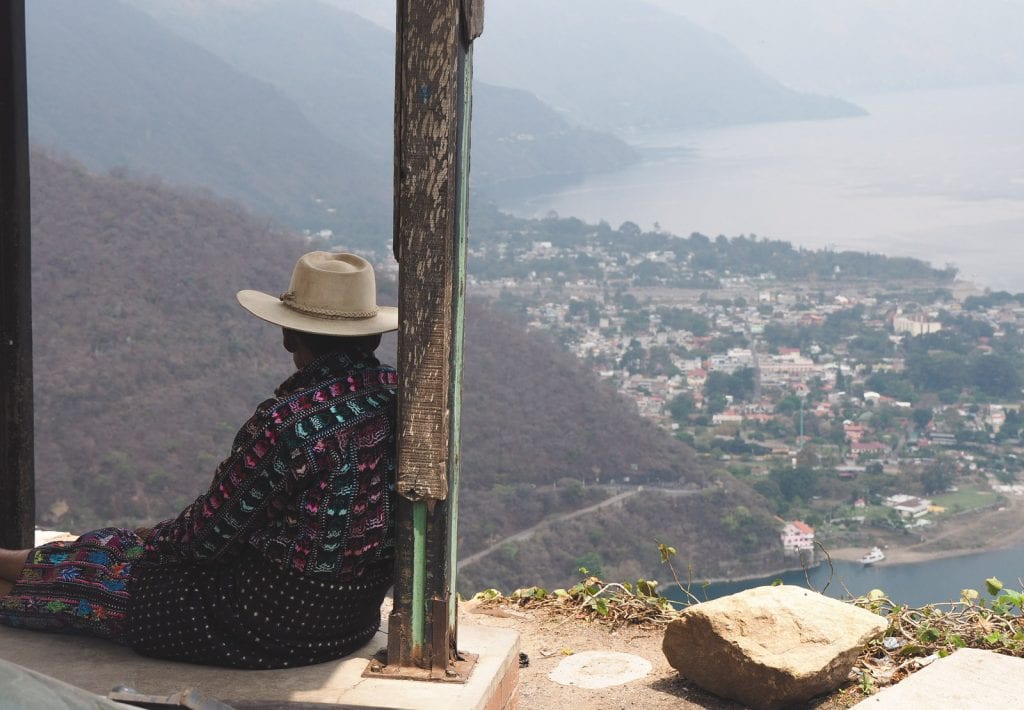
[662, 585, 887, 709]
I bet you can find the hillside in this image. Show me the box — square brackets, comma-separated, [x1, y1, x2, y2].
[28, 153, 781, 588]
[472, 0, 864, 134]
[26, 0, 635, 248]
[26, 0, 390, 245]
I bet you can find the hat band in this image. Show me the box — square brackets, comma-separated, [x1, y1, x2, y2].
[279, 292, 379, 319]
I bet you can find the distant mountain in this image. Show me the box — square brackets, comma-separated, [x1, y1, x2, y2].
[472, 0, 864, 134]
[320, 0, 394, 31]
[472, 84, 637, 192]
[124, 0, 637, 193]
[123, 0, 397, 158]
[657, 0, 1024, 95]
[26, 0, 391, 246]
[30, 153, 778, 587]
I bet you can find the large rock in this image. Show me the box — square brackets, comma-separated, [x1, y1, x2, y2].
[663, 585, 887, 709]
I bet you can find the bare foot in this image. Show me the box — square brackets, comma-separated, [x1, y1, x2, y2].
[0, 548, 30, 584]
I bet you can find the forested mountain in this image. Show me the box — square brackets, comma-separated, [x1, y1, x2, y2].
[471, 0, 864, 134]
[127, 0, 638, 191]
[30, 153, 781, 588]
[26, 0, 389, 245]
[26, 0, 636, 248]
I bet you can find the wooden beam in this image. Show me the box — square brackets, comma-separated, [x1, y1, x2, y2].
[0, 0, 34, 550]
[389, 0, 482, 674]
[461, 0, 485, 42]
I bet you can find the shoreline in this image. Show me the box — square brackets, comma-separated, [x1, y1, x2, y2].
[699, 494, 1024, 587]
[827, 494, 1024, 567]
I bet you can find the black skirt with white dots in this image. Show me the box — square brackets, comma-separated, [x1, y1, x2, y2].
[125, 551, 393, 669]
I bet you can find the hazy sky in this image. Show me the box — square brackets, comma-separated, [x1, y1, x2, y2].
[333, 0, 1024, 99]
[648, 0, 1024, 94]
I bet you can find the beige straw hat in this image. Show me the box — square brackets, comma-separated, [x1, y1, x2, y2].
[237, 252, 398, 336]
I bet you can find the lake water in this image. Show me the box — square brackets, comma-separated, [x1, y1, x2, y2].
[505, 83, 1024, 292]
[662, 544, 1024, 608]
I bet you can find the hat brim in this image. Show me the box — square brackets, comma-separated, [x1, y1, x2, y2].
[237, 290, 398, 336]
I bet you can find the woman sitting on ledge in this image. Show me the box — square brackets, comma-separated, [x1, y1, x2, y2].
[0, 252, 398, 669]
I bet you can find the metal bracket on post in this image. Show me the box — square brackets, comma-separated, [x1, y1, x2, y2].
[369, 0, 483, 682]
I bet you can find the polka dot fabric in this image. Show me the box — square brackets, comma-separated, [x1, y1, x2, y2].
[127, 552, 392, 668]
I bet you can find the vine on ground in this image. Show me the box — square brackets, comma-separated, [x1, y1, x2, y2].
[472, 542, 1024, 699]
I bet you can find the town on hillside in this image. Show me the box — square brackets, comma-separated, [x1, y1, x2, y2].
[460, 216, 1024, 557]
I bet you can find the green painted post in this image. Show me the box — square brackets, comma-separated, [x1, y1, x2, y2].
[387, 0, 483, 677]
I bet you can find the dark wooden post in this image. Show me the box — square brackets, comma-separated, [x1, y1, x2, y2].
[0, 0, 34, 550]
[386, 0, 483, 679]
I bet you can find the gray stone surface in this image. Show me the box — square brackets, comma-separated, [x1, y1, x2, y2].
[0, 622, 518, 709]
[663, 584, 888, 710]
[853, 648, 1024, 709]
[0, 659, 131, 709]
[547, 650, 652, 689]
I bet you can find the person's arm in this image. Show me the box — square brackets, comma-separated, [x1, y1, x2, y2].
[145, 399, 304, 564]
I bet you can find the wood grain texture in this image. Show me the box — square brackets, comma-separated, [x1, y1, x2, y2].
[394, 0, 464, 503]
[390, 0, 478, 670]
[0, 1, 35, 550]
[461, 0, 485, 42]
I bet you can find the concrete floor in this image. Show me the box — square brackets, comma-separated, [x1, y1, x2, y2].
[0, 620, 519, 709]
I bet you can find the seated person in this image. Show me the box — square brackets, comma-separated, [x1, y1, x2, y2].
[0, 252, 398, 669]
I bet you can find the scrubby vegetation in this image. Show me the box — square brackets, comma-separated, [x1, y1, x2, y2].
[472, 546, 1024, 702]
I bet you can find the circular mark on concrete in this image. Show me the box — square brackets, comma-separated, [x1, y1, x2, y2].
[547, 651, 652, 689]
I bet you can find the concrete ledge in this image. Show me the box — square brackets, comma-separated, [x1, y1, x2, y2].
[853, 648, 1024, 709]
[0, 622, 520, 709]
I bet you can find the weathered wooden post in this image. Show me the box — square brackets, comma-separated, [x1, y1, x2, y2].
[0, 0, 34, 550]
[385, 0, 483, 679]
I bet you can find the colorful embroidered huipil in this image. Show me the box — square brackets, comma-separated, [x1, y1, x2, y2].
[1, 350, 397, 669]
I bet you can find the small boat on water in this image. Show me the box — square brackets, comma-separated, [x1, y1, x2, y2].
[859, 547, 885, 565]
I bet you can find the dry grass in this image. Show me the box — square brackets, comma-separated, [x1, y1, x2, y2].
[473, 568, 1024, 702]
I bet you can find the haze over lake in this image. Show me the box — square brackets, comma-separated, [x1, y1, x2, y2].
[505, 83, 1024, 293]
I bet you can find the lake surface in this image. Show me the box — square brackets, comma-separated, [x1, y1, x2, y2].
[662, 543, 1024, 608]
[505, 83, 1024, 292]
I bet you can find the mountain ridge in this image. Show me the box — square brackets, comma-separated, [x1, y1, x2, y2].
[468, 0, 865, 134]
[28, 152, 781, 589]
[27, 0, 636, 250]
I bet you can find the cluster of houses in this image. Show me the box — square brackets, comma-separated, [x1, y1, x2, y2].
[780, 492, 939, 556]
[501, 272, 1024, 473]
[458, 233, 1024, 550]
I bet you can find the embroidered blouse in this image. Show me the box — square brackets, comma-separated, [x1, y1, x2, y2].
[143, 349, 398, 579]
[126, 350, 398, 668]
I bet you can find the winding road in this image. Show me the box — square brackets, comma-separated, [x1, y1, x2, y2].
[457, 486, 699, 570]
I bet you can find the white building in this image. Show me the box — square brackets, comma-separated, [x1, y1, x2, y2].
[884, 494, 932, 518]
[708, 348, 754, 373]
[893, 313, 942, 336]
[780, 520, 815, 553]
